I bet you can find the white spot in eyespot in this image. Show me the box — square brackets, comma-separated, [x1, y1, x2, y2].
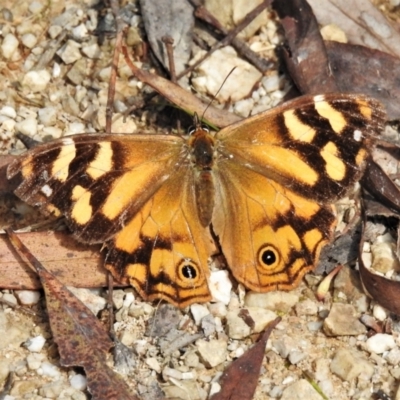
[62, 137, 74, 146]
[353, 129, 362, 141]
[313, 94, 325, 102]
[41, 184, 53, 197]
[229, 154, 233, 159]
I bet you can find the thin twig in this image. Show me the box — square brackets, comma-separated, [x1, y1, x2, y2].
[162, 35, 177, 83]
[180, 0, 273, 78]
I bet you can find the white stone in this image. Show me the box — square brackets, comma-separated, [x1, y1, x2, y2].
[15, 117, 38, 137]
[365, 333, 396, 354]
[40, 361, 60, 378]
[196, 338, 227, 368]
[22, 70, 51, 92]
[65, 122, 86, 136]
[57, 40, 82, 64]
[288, 350, 306, 365]
[25, 335, 46, 352]
[247, 307, 277, 333]
[385, 347, 400, 365]
[331, 348, 374, 381]
[372, 304, 388, 321]
[122, 292, 135, 308]
[245, 291, 299, 312]
[15, 290, 41, 305]
[26, 353, 44, 370]
[209, 382, 221, 398]
[1, 34, 19, 59]
[52, 62, 61, 78]
[163, 366, 183, 380]
[69, 374, 87, 391]
[209, 270, 232, 304]
[190, 304, 210, 325]
[67, 287, 106, 315]
[48, 25, 63, 39]
[1, 118, 15, 132]
[29, 1, 46, 14]
[233, 98, 254, 118]
[208, 302, 227, 318]
[38, 107, 57, 126]
[21, 33, 37, 49]
[145, 357, 161, 373]
[262, 74, 281, 93]
[281, 379, 322, 400]
[2, 293, 17, 306]
[72, 23, 88, 40]
[226, 310, 250, 339]
[0, 106, 17, 119]
[81, 42, 101, 59]
[191, 47, 262, 103]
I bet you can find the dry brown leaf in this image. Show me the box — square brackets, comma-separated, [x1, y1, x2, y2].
[0, 231, 108, 289]
[6, 230, 138, 400]
[307, 0, 400, 58]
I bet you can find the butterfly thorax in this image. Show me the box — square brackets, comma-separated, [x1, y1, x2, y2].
[189, 127, 216, 227]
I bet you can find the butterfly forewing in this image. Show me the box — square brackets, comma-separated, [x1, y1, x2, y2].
[215, 94, 385, 202]
[8, 134, 187, 242]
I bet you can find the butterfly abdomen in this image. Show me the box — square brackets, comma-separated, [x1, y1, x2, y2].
[189, 128, 216, 227]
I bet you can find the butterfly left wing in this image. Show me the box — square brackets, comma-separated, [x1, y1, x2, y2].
[212, 94, 386, 292]
[8, 133, 215, 307]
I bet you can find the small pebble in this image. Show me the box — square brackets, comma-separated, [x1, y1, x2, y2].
[196, 338, 227, 368]
[245, 291, 299, 312]
[25, 335, 46, 352]
[15, 290, 41, 305]
[22, 70, 51, 92]
[70, 374, 87, 391]
[1, 33, 19, 59]
[40, 361, 60, 378]
[0, 106, 17, 119]
[21, 33, 37, 48]
[365, 333, 396, 354]
[38, 107, 58, 126]
[191, 304, 209, 325]
[209, 270, 232, 304]
[145, 357, 161, 373]
[372, 304, 388, 322]
[57, 40, 82, 64]
[29, 1, 46, 14]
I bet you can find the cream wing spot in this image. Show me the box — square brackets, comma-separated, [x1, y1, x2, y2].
[321, 141, 346, 181]
[314, 100, 346, 134]
[86, 142, 113, 179]
[355, 148, 367, 166]
[71, 185, 92, 225]
[51, 142, 76, 182]
[283, 109, 317, 143]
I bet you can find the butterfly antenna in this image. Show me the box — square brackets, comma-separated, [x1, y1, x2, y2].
[200, 66, 237, 123]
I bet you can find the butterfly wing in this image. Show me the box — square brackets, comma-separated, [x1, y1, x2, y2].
[213, 94, 385, 291]
[8, 133, 215, 306]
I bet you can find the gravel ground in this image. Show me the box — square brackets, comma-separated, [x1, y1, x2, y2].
[0, 1, 400, 400]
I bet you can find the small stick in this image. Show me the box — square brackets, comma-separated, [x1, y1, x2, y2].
[180, 0, 273, 78]
[162, 35, 177, 83]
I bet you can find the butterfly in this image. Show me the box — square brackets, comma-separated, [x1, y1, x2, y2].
[7, 93, 386, 307]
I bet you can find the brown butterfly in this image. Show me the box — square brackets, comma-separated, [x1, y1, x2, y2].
[7, 93, 385, 307]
